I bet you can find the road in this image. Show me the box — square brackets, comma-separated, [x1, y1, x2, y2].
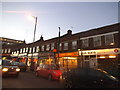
[2, 71, 63, 88]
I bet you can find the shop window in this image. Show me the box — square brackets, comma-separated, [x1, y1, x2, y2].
[72, 40, 77, 49]
[105, 34, 114, 46]
[51, 43, 54, 50]
[93, 36, 101, 47]
[64, 42, 68, 50]
[41, 45, 44, 51]
[82, 39, 89, 48]
[36, 46, 39, 52]
[46, 44, 50, 51]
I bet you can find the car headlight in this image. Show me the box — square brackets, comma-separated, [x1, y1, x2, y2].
[2, 68, 8, 72]
[16, 68, 20, 71]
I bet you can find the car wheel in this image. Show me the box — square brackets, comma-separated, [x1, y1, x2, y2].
[35, 71, 39, 77]
[65, 78, 73, 88]
[48, 74, 52, 81]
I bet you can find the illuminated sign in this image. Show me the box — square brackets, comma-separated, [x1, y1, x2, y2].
[78, 48, 120, 55]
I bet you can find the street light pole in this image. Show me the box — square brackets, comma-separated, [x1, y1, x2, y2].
[30, 16, 37, 71]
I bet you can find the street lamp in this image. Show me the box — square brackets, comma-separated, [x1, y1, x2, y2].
[29, 15, 37, 71]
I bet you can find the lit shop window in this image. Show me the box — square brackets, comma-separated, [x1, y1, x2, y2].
[105, 34, 114, 46]
[64, 42, 68, 50]
[29, 48, 32, 53]
[51, 43, 54, 50]
[41, 45, 44, 51]
[82, 39, 89, 48]
[72, 40, 77, 49]
[93, 36, 101, 47]
[46, 44, 50, 51]
[36, 46, 39, 52]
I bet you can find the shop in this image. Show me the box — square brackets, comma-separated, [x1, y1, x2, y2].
[78, 48, 120, 77]
[56, 52, 79, 70]
[38, 52, 55, 65]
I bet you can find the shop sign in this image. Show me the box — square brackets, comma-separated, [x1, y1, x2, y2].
[56, 52, 78, 57]
[39, 52, 54, 57]
[78, 48, 120, 56]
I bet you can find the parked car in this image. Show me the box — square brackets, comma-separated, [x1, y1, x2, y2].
[14, 62, 27, 72]
[60, 67, 119, 88]
[35, 64, 62, 80]
[2, 59, 20, 77]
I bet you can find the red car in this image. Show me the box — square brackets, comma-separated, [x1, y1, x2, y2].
[35, 64, 62, 80]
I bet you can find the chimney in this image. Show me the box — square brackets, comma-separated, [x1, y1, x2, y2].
[40, 35, 44, 41]
[67, 30, 72, 35]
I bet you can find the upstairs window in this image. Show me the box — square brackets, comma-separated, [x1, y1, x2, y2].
[82, 39, 89, 48]
[46, 44, 50, 51]
[72, 40, 77, 49]
[93, 36, 101, 47]
[105, 34, 114, 46]
[51, 43, 54, 50]
[64, 42, 68, 50]
[36, 46, 39, 52]
[41, 45, 44, 51]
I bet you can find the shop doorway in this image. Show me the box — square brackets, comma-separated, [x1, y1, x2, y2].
[82, 55, 97, 69]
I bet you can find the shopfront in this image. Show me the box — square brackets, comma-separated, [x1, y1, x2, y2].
[56, 52, 79, 70]
[38, 52, 55, 65]
[78, 48, 120, 77]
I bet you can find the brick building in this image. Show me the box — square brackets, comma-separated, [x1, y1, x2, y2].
[2, 23, 120, 77]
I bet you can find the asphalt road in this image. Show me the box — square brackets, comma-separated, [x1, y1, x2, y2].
[2, 71, 63, 88]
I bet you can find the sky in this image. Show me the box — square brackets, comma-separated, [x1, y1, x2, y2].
[1, 1, 119, 44]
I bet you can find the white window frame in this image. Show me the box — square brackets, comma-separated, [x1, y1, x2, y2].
[46, 44, 50, 51]
[64, 42, 68, 50]
[36, 46, 39, 52]
[41, 45, 44, 51]
[51, 43, 54, 50]
[105, 34, 114, 46]
[82, 39, 89, 48]
[72, 40, 77, 49]
[93, 36, 101, 47]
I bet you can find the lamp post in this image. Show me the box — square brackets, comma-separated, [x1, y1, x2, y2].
[30, 16, 37, 71]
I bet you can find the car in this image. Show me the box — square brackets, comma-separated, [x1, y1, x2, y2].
[60, 67, 119, 88]
[14, 62, 27, 72]
[2, 59, 20, 77]
[35, 64, 62, 80]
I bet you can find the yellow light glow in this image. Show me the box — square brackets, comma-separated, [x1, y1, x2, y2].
[109, 55, 116, 58]
[28, 15, 35, 21]
[99, 56, 105, 59]
[2, 68, 8, 72]
[16, 68, 20, 71]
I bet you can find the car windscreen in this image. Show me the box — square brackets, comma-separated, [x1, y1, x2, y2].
[2, 60, 15, 66]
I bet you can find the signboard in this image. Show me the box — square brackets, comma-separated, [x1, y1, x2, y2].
[78, 48, 120, 56]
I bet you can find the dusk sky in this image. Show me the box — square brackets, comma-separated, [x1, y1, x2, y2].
[1, 1, 118, 43]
